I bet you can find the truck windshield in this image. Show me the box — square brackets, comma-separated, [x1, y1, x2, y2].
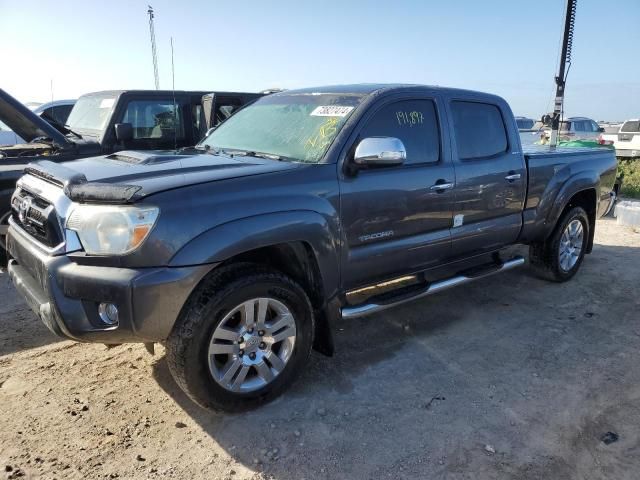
[66, 93, 117, 136]
[200, 93, 363, 163]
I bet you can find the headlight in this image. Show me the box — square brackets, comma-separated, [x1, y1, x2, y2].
[66, 204, 159, 255]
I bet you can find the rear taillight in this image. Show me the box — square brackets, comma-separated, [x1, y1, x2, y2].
[598, 134, 613, 146]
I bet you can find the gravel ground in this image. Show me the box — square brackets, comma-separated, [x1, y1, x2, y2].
[1, 218, 639, 480]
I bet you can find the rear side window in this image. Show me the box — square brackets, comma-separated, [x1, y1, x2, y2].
[622, 121, 640, 132]
[451, 101, 507, 159]
[359, 99, 440, 165]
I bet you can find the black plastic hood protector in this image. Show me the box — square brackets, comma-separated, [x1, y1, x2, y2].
[0, 89, 70, 146]
[25, 160, 142, 204]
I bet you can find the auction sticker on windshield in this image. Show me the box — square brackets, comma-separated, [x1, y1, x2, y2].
[310, 106, 354, 117]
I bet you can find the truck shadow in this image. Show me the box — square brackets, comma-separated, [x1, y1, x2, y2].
[0, 273, 63, 357]
[150, 238, 640, 479]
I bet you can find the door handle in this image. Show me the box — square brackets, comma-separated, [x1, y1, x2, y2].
[505, 173, 522, 181]
[430, 182, 454, 191]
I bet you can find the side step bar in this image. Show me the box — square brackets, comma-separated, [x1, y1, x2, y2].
[341, 256, 525, 319]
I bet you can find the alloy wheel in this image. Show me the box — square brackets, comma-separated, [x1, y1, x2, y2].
[208, 297, 297, 393]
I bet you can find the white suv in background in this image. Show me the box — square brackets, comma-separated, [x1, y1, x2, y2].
[611, 120, 640, 158]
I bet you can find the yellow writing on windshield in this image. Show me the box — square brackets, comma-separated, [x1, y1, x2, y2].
[305, 117, 340, 151]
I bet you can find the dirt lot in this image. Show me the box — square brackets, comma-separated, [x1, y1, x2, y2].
[1, 218, 639, 480]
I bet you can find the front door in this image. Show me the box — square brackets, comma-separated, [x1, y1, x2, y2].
[340, 97, 455, 289]
[447, 99, 527, 258]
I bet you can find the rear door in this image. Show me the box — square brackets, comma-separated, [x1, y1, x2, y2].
[447, 98, 526, 258]
[339, 95, 455, 289]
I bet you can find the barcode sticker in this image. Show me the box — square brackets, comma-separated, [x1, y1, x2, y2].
[310, 106, 354, 117]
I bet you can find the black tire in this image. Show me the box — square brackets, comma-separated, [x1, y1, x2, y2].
[166, 263, 314, 412]
[529, 206, 590, 282]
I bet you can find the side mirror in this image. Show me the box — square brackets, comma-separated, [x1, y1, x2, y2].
[353, 137, 406, 167]
[598, 127, 605, 133]
[114, 123, 133, 142]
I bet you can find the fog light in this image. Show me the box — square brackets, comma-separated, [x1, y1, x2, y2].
[98, 302, 119, 326]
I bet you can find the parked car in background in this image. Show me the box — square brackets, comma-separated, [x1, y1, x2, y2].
[5, 84, 617, 411]
[533, 116, 604, 142]
[515, 116, 535, 131]
[599, 121, 623, 134]
[601, 119, 640, 158]
[0, 120, 23, 146]
[0, 99, 76, 146]
[0, 88, 265, 263]
[31, 99, 76, 129]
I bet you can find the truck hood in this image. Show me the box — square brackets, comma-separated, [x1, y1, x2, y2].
[0, 89, 71, 146]
[25, 150, 300, 203]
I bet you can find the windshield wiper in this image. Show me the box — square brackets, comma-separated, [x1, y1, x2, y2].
[63, 124, 83, 139]
[221, 149, 284, 161]
[178, 145, 221, 155]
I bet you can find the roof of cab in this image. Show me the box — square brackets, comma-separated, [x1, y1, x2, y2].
[277, 83, 504, 100]
[77, 90, 261, 98]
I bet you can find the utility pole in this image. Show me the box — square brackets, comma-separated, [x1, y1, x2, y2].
[549, 0, 577, 147]
[147, 5, 160, 90]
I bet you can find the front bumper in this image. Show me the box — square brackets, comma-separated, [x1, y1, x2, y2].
[6, 222, 213, 343]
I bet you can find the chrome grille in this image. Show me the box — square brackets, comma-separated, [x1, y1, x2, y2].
[11, 188, 64, 248]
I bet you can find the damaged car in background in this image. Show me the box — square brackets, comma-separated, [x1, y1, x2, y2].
[0, 88, 265, 263]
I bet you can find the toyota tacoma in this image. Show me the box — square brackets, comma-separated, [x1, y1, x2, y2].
[6, 84, 617, 411]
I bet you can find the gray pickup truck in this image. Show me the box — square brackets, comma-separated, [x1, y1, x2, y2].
[6, 84, 617, 411]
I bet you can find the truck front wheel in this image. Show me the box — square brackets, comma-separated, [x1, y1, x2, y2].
[529, 206, 589, 282]
[166, 263, 314, 412]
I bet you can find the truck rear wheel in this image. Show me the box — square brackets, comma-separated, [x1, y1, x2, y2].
[166, 263, 314, 412]
[529, 206, 589, 282]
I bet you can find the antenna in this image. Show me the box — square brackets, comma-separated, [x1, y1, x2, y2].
[549, 0, 577, 147]
[50, 79, 54, 102]
[171, 37, 178, 152]
[147, 5, 160, 90]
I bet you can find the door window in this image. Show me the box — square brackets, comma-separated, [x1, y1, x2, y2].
[122, 100, 185, 140]
[450, 101, 507, 159]
[573, 120, 587, 132]
[214, 98, 243, 126]
[359, 99, 440, 165]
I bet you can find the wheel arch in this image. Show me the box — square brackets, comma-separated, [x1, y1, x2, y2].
[169, 211, 340, 355]
[546, 185, 597, 253]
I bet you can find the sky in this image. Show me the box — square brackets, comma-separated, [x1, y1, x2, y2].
[1, 0, 639, 121]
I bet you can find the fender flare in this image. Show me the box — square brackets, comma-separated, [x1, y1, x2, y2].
[543, 171, 599, 240]
[168, 210, 341, 303]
